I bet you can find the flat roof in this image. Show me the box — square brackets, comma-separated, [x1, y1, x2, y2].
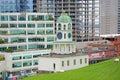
[0, 49, 51, 55]
[39, 53, 87, 58]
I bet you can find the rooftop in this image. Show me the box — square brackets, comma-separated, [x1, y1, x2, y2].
[57, 11, 72, 23]
[39, 53, 86, 58]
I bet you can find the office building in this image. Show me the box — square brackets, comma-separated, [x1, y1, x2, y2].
[100, 0, 118, 35]
[0, 12, 55, 79]
[0, 49, 51, 78]
[0, 0, 33, 13]
[0, 13, 55, 52]
[33, 0, 100, 42]
[33, 0, 54, 13]
[118, 0, 120, 33]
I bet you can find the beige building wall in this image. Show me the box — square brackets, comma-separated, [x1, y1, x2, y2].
[100, 0, 118, 35]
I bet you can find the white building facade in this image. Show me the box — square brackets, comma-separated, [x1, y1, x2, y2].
[0, 49, 51, 78]
[39, 55, 88, 72]
[0, 13, 55, 52]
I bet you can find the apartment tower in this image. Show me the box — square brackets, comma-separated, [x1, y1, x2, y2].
[100, 0, 118, 35]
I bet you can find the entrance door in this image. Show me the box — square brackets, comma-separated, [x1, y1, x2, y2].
[53, 63, 56, 70]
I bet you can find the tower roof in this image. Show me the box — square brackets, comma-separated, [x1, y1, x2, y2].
[57, 11, 72, 23]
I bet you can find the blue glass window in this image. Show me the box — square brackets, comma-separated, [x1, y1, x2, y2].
[47, 37, 54, 42]
[18, 15, 26, 21]
[27, 24, 35, 28]
[33, 60, 38, 65]
[12, 62, 22, 68]
[0, 15, 8, 21]
[37, 23, 45, 28]
[9, 15, 17, 21]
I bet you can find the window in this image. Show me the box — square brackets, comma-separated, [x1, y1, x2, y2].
[12, 56, 22, 60]
[46, 30, 53, 34]
[27, 24, 35, 28]
[28, 45, 37, 49]
[68, 23, 71, 30]
[37, 15, 44, 20]
[1, 24, 8, 28]
[64, 33, 66, 39]
[33, 60, 38, 65]
[1, 15, 8, 21]
[23, 55, 32, 59]
[37, 23, 45, 28]
[28, 15, 36, 21]
[46, 24, 53, 27]
[33, 38, 44, 42]
[47, 37, 54, 42]
[28, 38, 37, 42]
[73, 59, 76, 65]
[10, 24, 17, 28]
[67, 60, 69, 66]
[9, 46, 17, 51]
[27, 30, 35, 35]
[47, 45, 53, 49]
[18, 15, 26, 21]
[0, 47, 6, 52]
[37, 45, 45, 49]
[64, 25, 66, 30]
[37, 30, 45, 35]
[23, 61, 32, 67]
[58, 24, 61, 30]
[18, 45, 27, 50]
[10, 30, 26, 35]
[33, 54, 41, 58]
[0, 31, 7, 35]
[9, 15, 17, 21]
[62, 61, 64, 67]
[12, 62, 22, 68]
[85, 58, 87, 63]
[80, 59, 82, 64]
[18, 24, 26, 28]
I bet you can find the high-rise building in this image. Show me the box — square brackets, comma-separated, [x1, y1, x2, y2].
[33, 0, 54, 13]
[33, 0, 100, 42]
[0, 0, 33, 13]
[100, 0, 118, 35]
[118, 0, 120, 34]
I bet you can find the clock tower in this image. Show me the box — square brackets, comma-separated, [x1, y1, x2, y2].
[53, 11, 76, 54]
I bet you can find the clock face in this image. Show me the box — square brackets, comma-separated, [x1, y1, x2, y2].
[57, 32, 62, 39]
[68, 33, 72, 38]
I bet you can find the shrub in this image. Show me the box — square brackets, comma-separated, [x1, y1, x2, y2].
[5, 48, 13, 53]
[0, 39, 5, 44]
[0, 56, 5, 61]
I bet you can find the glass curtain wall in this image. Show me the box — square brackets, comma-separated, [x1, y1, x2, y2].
[0, 0, 33, 13]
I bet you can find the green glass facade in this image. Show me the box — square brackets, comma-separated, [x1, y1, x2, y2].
[0, 13, 55, 52]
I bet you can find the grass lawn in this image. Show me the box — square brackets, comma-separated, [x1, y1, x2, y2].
[21, 58, 120, 80]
